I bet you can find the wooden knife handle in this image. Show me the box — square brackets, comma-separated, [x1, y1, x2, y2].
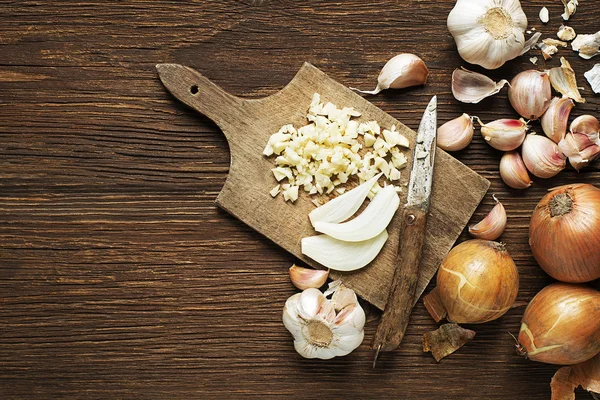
[373, 205, 428, 352]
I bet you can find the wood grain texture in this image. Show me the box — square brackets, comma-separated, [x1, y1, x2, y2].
[156, 62, 488, 310]
[0, 0, 599, 399]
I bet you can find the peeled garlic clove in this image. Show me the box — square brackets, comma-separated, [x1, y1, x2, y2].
[469, 196, 507, 240]
[557, 25, 576, 41]
[584, 64, 600, 94]
[570, 114, 600, 135]
[351, 54, 429, 95]
[477, 117, 528, 151]
[571, 31, 600, 59]
[437, 113, 474, 151]
[549, 57, 585, 103]
[522, 133, 566, 178]
[289, 264, 329, 290]
[508, 70, 552, 120]
[500, 150, 533, 189]
[540, 97, 574, 143]
[452, 68, 509, 103]
[539, 7, 549, 23]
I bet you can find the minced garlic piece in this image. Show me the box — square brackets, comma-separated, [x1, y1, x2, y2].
[263, 93, 410, 202]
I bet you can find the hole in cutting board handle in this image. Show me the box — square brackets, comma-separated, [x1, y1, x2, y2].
[190, 85, 199, 95]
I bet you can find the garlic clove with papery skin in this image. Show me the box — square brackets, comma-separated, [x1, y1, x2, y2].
[289, 264, 329, 290]
[558, 115, 600, 171]
[447, 0, 527, 69]
[469, 195, 507, 240]
[522, 134, 566, 178]
[500, 151, 532, 189]
[477, 117, 528, 151]
[508, 70, 552, 120]
[451, 68, 509, 103]
[282, 286, 365, 359]
[570, 114, 600, 136]
[437, 113, 474, 151]
[540, 97, 574, 143]
[351, 54, 429, 95]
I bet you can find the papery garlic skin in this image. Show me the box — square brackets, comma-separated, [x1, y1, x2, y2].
[540, 97, 574, 143]
[469, 196, 507, 240]
[508, 70, 552, 120]
[451, 68, 509, 103]
[447, 0, 527, 69]
[289, 264, 329, 290]
[500, 150, 532, 189]
[584, 64, 600, 94]
[557, 25, 576, 41]
[437, 114, 474, 151]
[478, 118, 528, 151]
[522, 134, 566, 178]
[352, 54, 429, 95]
[548, 58, 585, 103]
[571, 32, 600, 59]
[282, 287, 365, 359]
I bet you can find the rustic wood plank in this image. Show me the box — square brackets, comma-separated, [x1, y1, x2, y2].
[0, 0, 598, 399]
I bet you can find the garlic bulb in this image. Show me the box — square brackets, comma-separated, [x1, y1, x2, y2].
[500, 150, 532, 189]
[477, 117, 528, 151]
[508, 70, 552, 120]
[522, 134, 566, 178]
[451, 68, 508, 103]
[540, 97, 574, 143]
[282, 286, 365, 359]
[447, 0, 527, 69]
[584, 64, 600, 94]
[351, 54, 429, 95]
[437, 114, 474, 151]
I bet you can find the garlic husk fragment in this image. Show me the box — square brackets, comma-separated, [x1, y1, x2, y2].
[500, 150, 532, 189]
[447, 0, 527, 69]
[561, 0, 578, 20]
[308, 173, 382, 225]
[289, 264, 329, 290]
[452, 68, 509, 103]
[522, 133, 566, 178]
[558, 115, 600, 171]
[557, 25, 576, 41]
[508, 70, 552, 120]
[539, 7, 549, 23]
[477, 117, 528, 151]
[351, 54, 429, 95]
[538, 42, 558, 60]
[437, 113, 474, 151]
[313, 185, 399, 242]
[520, 32, 542, 55]
[540, 97, 574, 143]
[301, 229, 388, 272]
[572, 32, 600, 59]
[282, 286, 365, 359]
[548, 57, 585, 103]
[469, 195, 507, 240]
[584, 64, 600, 94]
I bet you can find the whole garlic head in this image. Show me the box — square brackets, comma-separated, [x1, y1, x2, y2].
[282, 286, 365, 359]
[447, 0, 528, 69]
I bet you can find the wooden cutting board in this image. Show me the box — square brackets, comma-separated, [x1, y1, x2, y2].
[156, 62, 490, 310]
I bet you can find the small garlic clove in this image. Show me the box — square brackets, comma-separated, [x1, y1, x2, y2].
[351, 54, 429, 95]
[540, 97, 574, 143]
[570, 114, 600, 135]
[477, 117, 529, 151]
[557, 25, 576, 41]
[437, 113, 474, 151]
[548, 57, 585, 103]
[469, 195, 507, 240]
[522, 133, 567, 178]
[521, 32, 543, 55]
[500, 150, 533, 189]
[289, 264, 329, 290]
[584, 64, 600, 94]
[539, 7, 549, 23]
[508, 70, 552, 120]
[451, 68, 509, 103]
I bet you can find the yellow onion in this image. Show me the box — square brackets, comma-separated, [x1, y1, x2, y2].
[436, 240, 519, 324]
[529, 183, 600, 283]
[518, 283, 600, 365]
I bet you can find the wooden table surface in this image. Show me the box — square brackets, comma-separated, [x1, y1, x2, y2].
[1, 1, 598, 399]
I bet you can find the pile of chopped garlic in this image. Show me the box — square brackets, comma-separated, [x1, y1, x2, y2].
[263, 93, 409, 202]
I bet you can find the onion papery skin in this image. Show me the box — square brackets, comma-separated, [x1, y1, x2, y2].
[529, 183, 600, 283]
[437, 240, 519, 324]
[518, 283, 600, 365]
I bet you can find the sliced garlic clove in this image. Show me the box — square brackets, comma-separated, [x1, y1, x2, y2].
[437, 113, 474, 151]
[451, 68, 509, 103]
[584, 64, 600, 94]
[308, 173, 382, 225]
[539, 7, 549, 23]
[289, 264, 329, 290]
[500, 151, 533, 189]
[351, 54, 429, 95]
[557, 25, 576, 41]
[522, 133, 567, 178]
[521, 32, 543, 55]
[540, 97, 574, 143]
[508, 70, 552, 120]
[301, 229, 389, 272]
[469, 195, 507, 240]
[571, 32, 600, 59]
[548, 57, 585, 103]
[477, 117, 528, 151]
[314, 185, 399, 242]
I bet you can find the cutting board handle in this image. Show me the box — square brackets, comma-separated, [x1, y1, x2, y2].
[156, 64, 245, 131]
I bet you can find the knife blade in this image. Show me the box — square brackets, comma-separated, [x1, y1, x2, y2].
[372, 96, 437, 366]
